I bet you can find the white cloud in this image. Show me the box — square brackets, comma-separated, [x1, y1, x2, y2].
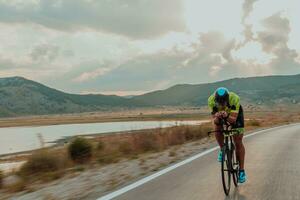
[81, 90, 148, 96]
[30, 44, 60, 62]
[184, 0, 243, 38]
[73, 67, 111, 83]
[232, 41, 274, 65]
[211, 53, 228, 65]
[209, 65, 222, 77]
[242, 0, 260, 23]
[0, 0, 186, 39]
[296, 54, 300, 64]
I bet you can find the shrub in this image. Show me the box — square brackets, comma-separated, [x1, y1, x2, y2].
[68, 137, 93, 164]
[168, 151, 177, 157]
[135, 133, 159, 152]
[5, 179, 26, 193]
[97, 140, 105, 151]
[183, 126, 195, 140]
[167, 129, 185, 146]
[118, 141, 134, 155]
[19, 151, 61, 177]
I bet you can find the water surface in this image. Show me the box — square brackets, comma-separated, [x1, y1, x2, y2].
[0, 120, 209, 155]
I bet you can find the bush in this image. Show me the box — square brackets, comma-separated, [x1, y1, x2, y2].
[135, 133, 159, 152]
[5, 179, 26, 193]
[68, 137, 92, 163]
[19, 151, 61, 177]
[167, 129, 186, 146]
[118, 141, 134, 155]
[97, 140, 105, 151]
[183, 126, 195, 140]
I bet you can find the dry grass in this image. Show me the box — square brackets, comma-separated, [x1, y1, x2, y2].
[247, 119, 261, 127]
[19, 152, 61, 176]
[168, 151, 177, 157]
[93, 123, 212, 165]
[18, 150, 69, 184]
[4, 179, 26, 193]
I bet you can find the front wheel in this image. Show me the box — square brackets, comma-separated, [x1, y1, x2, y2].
[231, 144, 239, 187]
[221, 146, 231, 195]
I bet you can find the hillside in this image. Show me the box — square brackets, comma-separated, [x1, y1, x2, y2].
[0, 77, 143, 117]
[0, 74, 300, 117]
[133, 74, 300, 106]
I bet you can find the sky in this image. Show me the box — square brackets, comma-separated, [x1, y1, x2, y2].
[0, 0, 299, 96]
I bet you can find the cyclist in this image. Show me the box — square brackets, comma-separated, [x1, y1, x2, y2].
[208, 87, 247, 183]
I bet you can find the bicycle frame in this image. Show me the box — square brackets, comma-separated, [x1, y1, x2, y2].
[208, 118, 240, 195]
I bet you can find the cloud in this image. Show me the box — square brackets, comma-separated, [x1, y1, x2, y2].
[256, 13, 300, 73]
[0, 55, 15, 70]
[257, 13, 290, 53]
[209, 65, 222, 77]
[0, 0, 186, 39]
[30, 44, 60, 62]
[242, 0, 260, 23]
[0, 49, 72, 82]
[296, 54, 300, 64]
[232, 41, 274, 65]
[73, 68, 111, 83]
[0, 54, 32, 70]
[69, 32, 239, 92]
[238, 0, 259, 50]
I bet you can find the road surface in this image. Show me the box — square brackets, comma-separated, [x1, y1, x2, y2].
[100, 124, 300, 200]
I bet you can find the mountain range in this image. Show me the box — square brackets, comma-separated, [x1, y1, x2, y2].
[0, 74, 299, 117]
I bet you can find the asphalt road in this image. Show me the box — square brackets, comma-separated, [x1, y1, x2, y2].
[104, 124, 300, 200]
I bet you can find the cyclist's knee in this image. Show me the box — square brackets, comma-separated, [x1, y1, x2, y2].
[234, 136, 244, 146]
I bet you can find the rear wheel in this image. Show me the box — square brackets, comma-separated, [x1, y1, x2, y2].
[221, 146, 231, 195]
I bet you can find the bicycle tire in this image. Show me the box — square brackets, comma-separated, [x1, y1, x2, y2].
[231, 142, 239, 187]
[221, 146, 231, 195]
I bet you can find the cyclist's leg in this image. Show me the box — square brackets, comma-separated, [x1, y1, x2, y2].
[233, 134, 245, 170]
[214, 123, 223, 148]
[232, 105, 245, 170]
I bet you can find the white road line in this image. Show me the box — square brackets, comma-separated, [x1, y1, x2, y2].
[97, 123, 299, 200]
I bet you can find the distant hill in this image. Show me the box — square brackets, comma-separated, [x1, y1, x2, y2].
[132, 74, 300, 107]
[0, 77, 143, 117]
[0, 74, 300, 117]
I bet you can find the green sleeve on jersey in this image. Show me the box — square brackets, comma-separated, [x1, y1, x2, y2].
[229, 92, 240, 113]
[208, 95, 216, 113]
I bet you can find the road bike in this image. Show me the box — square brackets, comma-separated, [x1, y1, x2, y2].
[208, 118, 240, 195]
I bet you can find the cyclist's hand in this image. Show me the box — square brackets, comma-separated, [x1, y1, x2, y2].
[214, 116, 220, 124]
[215, 112, 223, 119]
[220, 111, 228, 118]
[215, 111, 228, 119]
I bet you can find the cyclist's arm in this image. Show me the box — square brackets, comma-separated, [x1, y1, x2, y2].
[208, 96, 221, 124]
[227, 112, 238, 124]
[227, 95, 240, 124]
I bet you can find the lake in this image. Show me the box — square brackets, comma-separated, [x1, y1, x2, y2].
[0, 120, 209, 155]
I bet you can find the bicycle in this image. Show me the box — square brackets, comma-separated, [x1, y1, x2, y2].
[208, 118, 240, 196]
